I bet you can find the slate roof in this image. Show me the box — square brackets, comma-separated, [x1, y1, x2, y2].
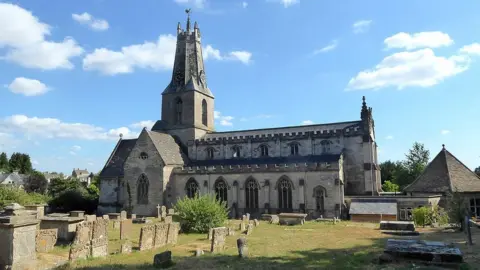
[187, 154, 341, 167]
[0, 173, 26, 186]
[404, 147, 480, 193]
[99, 139, 137, 178]
[147, 131, 189, 165]
[349, 199, 397, 215]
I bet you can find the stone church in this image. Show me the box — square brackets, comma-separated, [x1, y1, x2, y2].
[98, 13, 382, 218]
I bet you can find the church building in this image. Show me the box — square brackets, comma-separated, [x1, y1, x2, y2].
[98, 12, 382, 218]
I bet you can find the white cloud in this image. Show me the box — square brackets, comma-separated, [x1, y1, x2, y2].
[460, 43, 480, 55]
[301, 120, 314, 125]
[87, 162, 94, 166]
[347, 48, 470, 90]
[268, 0, 299, 8]
[240, 117, 248, 122]
[0, 3, 84, 70]
[0, 115, 139, 141]
[130, 120, 156, 130]
[32, 160, 39, 165]
[242, 1, 248, 8]
[385, 135, 394, 140]
[83, 36, 251, 75]
[314, 40, 338, 54]
[213, 111, 234, 126]
[384, 31, 454, 50]
[353, 20, 372, 34]
[69, 151, 77, 156]
[174, 0, 206, 8]
[441, 129, 450, 135]
[6, 77, 50, 96]
[72, 145, 81, 151]
[72, 12, 109, 31]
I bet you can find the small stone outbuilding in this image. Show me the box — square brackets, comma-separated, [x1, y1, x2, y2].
[349, 198, 397, 222]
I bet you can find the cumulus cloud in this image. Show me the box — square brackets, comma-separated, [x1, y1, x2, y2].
[130, 120, 156, 130]
[385, 135, 394, 140]
[203, 45, 252, 64]
[174, 0, 206, 9]
[313, 40, 338, 54]
[301, 120, 314, 125]
[441, 129, 450, 135]
[72, 12, 109, 31]
[0, 3, 84, 70]
[242, 1, 248, 8]
[459, 43, 480, 55]
[384, 31, 454, 50]
[6, 77, 50, 96]
[0, 115, 140, 141]
[72, 145, 81, 151]
[353, 20, 372, 34]
[347, 48, 470, 90]
[214, 111, 234, 126]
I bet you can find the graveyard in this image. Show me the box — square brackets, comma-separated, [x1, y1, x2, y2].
[28, 216, 479, 269]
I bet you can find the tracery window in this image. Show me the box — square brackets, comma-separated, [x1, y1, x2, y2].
[260, 144, 269, 157]
[278, 177, 293, 211]
[202, 99, 208, 126]
[245, 178, 259, 210]
[214, 178, 228, 203]
[320, 140, 332, 153]
[137, 174, 149, 205]
[185, 178, 199, 198]
[313, 186, 326, 214]
[206, 148, 214, 159]
[232, 146, 241, 158]
[175, 98, 183, 124]
[290, 143, 299, 156]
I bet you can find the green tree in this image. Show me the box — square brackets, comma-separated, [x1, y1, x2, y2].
[24, 170, 48, 194]
[382, 180, 400, 192]
[404, 142, 429, 177]
[47, 177, 81, 197]
[8, 153, 32, 174]
[380, 160, 397, 184]
[0, 152, 9, 172]
[474, 166, 480, 177]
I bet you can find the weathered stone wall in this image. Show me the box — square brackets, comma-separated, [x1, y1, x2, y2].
[124, 131, 165, 216]
[98, 177, 120, 214]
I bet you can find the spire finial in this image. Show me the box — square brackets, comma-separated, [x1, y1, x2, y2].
[185, 8, 191, 32]
[119, 133, 123, 139]
[442, 144, 445, 150]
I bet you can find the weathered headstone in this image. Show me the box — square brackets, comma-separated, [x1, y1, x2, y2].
[120, 210, 127, 220]
[240, 222, 246, 232]
[85, 214, 96, 222]
[120, 219, 132, 240]
[69, 243, 90, 261]
[153, 251, 173, 268]
[168, 208, 175, 215]
[270, 215, 279, 224]
[121, 240, 132, 254]
[73, 221, 93, 246]
[92, 219, 108, 240]
[237, 237, 248, 258]
[139, 224, 155, 251]
[228, 227, 235, 236]
[154, 223, 169, 248]
[102, 214, 109, 220]
[195, 249, 204, 257]
[242, 215, 247, 223]
[112, 220, 121, 229]
[163, 215, 173, 224]
[253, 219, 259, 227]
[36, 229, 58, 252]
[246, 213, 250, 222]
[167, 222, 180, 244]
[210, 227, 228, 253]
[157, 204, 162, 218]
[90, 238, 108, 258]
[130, 214, 136, 220]
[161, 205, 167, 218]
[208, 228, 213, 240]
[246, 224, 253, 235]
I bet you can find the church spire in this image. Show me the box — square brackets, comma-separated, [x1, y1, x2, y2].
[185, 8, 191, 33]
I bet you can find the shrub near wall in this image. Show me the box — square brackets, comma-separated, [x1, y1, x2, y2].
[174, 194, 228, 233]
[413, 206, 449, 227]
[0, 186, 49, 208]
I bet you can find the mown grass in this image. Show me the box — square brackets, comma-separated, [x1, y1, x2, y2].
[50, 219, 480, 270]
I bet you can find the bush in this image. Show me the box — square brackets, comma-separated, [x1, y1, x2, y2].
[412, 205, 449, 227]
[48, 187, 98, 214]
[174, 194, 228, 233]
[413, 207, 430, 227]
[0, 186, 49, 209]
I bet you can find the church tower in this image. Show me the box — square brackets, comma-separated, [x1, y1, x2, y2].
[160, 9, 215, 145]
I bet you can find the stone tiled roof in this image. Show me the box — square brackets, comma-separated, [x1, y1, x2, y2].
[187, 154, 341, 167]
[0, 173, 26, 186]
[349, 199, 397, 215]
[99, 139, 137, 178]
[147, 131, 189, 165]
[404, 147, 480, 193]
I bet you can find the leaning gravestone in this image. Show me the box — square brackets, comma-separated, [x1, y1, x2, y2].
[210, 227, 228, 253]
[36, 229, 58, 252]
[167, 222, 180, 245]
[154, 223, 169, 248]
[237, 237, 248, 258]
[139, 224, 156, 251]
[246, 224, 254, 235]
[153, 251, 173, 268]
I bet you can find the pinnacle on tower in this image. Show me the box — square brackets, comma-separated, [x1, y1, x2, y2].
[185, 8, 191, 33]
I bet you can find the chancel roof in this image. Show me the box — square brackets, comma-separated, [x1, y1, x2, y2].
[404, 146, 480, 193]
[99, 139, 137, 178]
[146, 131, 189, 165]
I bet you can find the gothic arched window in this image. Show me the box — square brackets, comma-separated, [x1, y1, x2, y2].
[202, 99, 208, 126]
[290, 143, 299, 156]
[185, 178, 199, 198]
[175, 98, 183, 124]
[214, 178, 228, 203]
[278, 177, 293, 211]
[206, 147, 214, 160]
[260, 144, 269, 157]
[313, 186, 327, 215]
[245, 178, 259, 210]
[232, 146, 241, 158]
[137, 174, 149, 205]
[321, 140, 332, 154]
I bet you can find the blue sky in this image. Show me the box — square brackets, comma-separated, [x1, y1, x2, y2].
[0, 0, 479, 175]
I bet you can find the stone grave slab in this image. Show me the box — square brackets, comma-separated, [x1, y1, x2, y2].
[380, 221, 415, 232]
[278, 213, 307, 225]
[153, 251, 173, 268]
[384, 239, 463, 264]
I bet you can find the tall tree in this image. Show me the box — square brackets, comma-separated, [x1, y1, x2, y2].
[8, 152, 21, 172]
[24, 170, 48, 194]
[474, 166, 480, 177]
[380, 160, 399, 184]
[19, 154, 33, 174]
[0, 152, 8, 172]
[405, 142, 430, 175]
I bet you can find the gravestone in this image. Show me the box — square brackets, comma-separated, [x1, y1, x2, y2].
[384, 239, 463, 264]
[121, 240, 132, 254]
[161, 205, 167, 218]
[270, 215, 279, 225]
[153, 251, 173, 268]
[120, 219, 132, 240]
[242, 215, 247, 223]
[168, 208, 175, 215]
[90, 237, 108, 258]
[130, 214, 136, 220]
[228, 227, 235, 236]
[69, 243, 91, 261]
[163, 215, 173, 224]
[237, 237, 248, 258]
[85, 215, 96, 222]
[278, 213, 307, 226]
[154, 223, 169, 248]
[112, 220, 121, 229]
[195, 249, 204, 257]
[69, 211, 85, 218]
[210, 227, 228, 253]
[102, 215, 109, 220]
[120, 210, 127, 220]
[157, 204, 162, 218]
[36, 229, 58, 252]
[254, 219, 259, 227]
[380, 221, 415, 232]
[240, 222, 246, 232]
[73, 221, 93, 246]
[208, 228, 213, 240]
[167, 222, 180, 245]
[92, 219, 108, 240]
[139, 224, 155, 251]
[246, 213, 250, 222]
[246, 224, 254, 235]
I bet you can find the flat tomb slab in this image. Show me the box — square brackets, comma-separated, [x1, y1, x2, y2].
[278, 213, 307, 226]
[384, 239, 463, 263]
[380, 221, 415, 232]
